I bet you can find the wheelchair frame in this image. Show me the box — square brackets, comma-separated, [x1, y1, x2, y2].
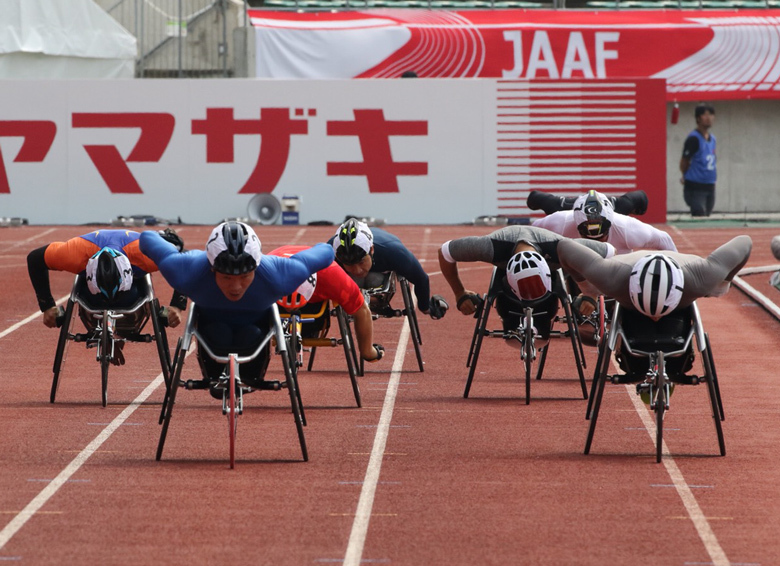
[50, 274, 171, 407]
[584, 301, 725, 463]
[281, 300, 362, 408]
[360, 273, 423, 374]
[157, 303, 307, 467]
[464, 267, 588, 404]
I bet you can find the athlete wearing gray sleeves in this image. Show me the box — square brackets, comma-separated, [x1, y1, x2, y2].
[438, 225, 614, 315]
[557, 235, 752, 314]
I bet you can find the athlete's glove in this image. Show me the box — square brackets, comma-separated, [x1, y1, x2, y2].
[364, 344, 384, 363]
[158, 228, 185, 252]
[428, 295, 449, 320]
[456, 293, 483, 317]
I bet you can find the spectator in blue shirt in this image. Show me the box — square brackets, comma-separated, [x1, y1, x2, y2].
[680, 104, 717, 217]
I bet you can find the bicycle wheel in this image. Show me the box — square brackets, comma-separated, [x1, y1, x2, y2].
[523, 308, 533, 405]
[228, 355, 237, 469]
[100, 312, 111, 408]
[655, 351, 666, 463]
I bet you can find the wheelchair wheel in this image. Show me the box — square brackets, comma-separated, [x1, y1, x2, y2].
[654, 351, 666, 464]
[51, 299, 76, 404]
[336, 307, 361, 407]
[401, 279, 424, 372]
[151, 299, 172, 390]
[157, 341, 186, 461]
[281, 348, 308, 462]
[286, 316, 306, 418]
[523, 308, 533, 405]
[597, 296, 606, 347]
[228, 355, 237, 469]
[464, 294, 491, 398]
[99, 311, 111, 408]
[703, 334, 726, 456]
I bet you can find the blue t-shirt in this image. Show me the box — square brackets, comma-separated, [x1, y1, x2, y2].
[683, 130, 717, 185]
[139, 231, 334, 327]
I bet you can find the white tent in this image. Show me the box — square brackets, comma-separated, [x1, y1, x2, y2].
[0, 0, 137, 79]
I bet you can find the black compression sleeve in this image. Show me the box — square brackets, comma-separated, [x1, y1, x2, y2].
[27, 245, 56, 312]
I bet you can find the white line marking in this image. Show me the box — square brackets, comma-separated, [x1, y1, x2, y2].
[0, 372, 165, 550]
[614, 352, 730, 566]
[3, 228, 57, 251]
[0, 295, 69, 340]
[733, 274, 780, 321]
[343, 320, 410, 566]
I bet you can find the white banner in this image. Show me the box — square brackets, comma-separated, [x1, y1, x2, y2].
[0, 78, 666, 225]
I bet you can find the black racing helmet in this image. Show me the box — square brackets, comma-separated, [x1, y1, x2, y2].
[333, 218, 373, 265]
[206, 221, 262, 275]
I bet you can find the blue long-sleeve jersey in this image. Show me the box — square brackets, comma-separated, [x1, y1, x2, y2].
[140, 231, 334, 326]
[328, 227, 430, 312]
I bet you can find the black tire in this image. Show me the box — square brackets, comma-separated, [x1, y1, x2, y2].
[282, 350, 308, 462]
[157, 347, 186, 461]
[336, 307, 361, 407]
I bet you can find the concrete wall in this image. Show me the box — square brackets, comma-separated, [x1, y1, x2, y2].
[666, 99, 780, 214]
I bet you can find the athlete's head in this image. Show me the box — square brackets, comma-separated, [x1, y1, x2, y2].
[333, 219, 374, 277]
[206, 221, 262, 301]
[573, 190, 614, 240]
[506, 250, 552, 302]
[629, 254, 685, 321]
[86, 247, 133, 301]
[277, 273, 318, 311]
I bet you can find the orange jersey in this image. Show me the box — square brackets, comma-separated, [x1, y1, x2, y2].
[269, 245, 364, 315]
[44, 230, 158, 275]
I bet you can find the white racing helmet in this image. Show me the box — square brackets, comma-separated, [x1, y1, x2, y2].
[506, 251, 552, 301]
[573, 190, 615, 239]
[629, 254, 685, 321]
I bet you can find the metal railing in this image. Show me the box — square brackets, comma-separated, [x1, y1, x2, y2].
[98, 0, 248, 78]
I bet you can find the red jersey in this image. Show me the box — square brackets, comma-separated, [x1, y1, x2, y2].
[269, 245, 364, 315]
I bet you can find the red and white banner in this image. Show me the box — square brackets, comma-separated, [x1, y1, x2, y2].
[250, 9, 780, 101]
[0, 78, 665, 225]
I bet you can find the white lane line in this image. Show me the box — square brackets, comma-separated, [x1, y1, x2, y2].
[0, 296, 69, 340]
[2, 228, 58, 252]
[733, 275, 780, 321]
[343, 320, 410, 566]
[0, 372, 164, 550]
[618, 369, 729, 566]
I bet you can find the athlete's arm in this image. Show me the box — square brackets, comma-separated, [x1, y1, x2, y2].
[381, 241, 431, 312]
[352, 302, 381, 360]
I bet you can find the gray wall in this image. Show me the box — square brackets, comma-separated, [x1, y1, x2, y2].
[666, 99, 780, 214]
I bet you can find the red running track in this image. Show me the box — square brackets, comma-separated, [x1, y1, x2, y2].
[0, 223, 779, 565]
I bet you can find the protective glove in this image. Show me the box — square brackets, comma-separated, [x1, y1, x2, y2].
[158, 228, 184, 252]
[456, 293, 484, 317]
[428, 294, 449, 320]
[364, 344, 384, 363]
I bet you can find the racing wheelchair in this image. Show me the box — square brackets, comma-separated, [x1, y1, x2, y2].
[359, 271, 423, 373]
[51, 274, 171, 407]
[464, 267, 588, 404]
[156, 303, 307, 468]
[584, 301, 725, 463]
[280, 299, 362, 408]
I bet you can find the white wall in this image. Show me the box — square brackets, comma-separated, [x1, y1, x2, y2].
[0, 78, 665, 224]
